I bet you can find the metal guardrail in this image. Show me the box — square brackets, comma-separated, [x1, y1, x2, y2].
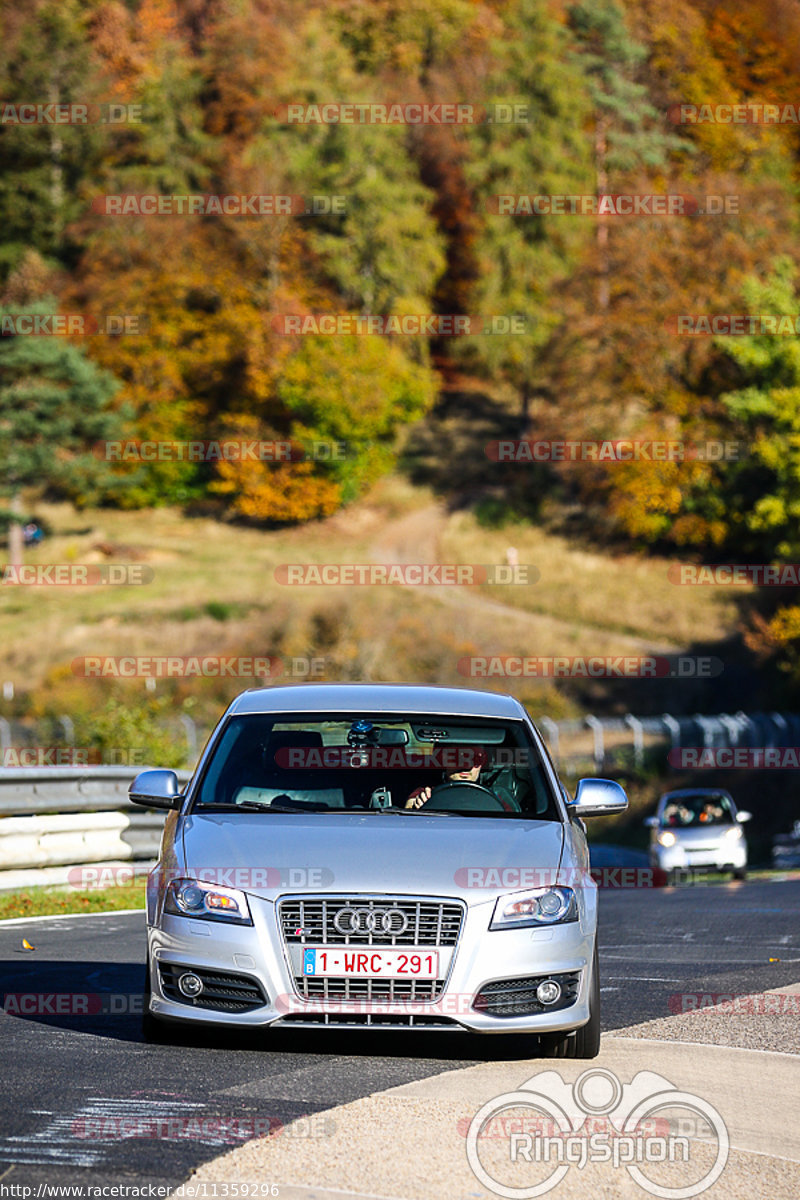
[0, 767, 193, 891]
[0, 766, 192, 816]
[536, 710, 800, 771]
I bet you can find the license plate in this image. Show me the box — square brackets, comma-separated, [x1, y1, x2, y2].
[302, 947, 439, 978]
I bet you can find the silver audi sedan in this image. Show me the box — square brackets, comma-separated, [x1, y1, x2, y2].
[130, 683, 627, 1057]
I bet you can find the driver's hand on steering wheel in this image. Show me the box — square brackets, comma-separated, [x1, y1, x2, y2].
[405, 786, 432, 809]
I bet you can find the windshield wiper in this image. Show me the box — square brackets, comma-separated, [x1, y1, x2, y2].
[377, 806, 461, 816]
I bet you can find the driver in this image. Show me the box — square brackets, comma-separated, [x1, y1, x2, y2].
[405, 762, 482, 809]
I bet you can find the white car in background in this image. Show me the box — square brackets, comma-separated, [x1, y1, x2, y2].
[645, 787, 751, 882]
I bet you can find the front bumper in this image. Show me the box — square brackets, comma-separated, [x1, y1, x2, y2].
[147, 893, 595, 1034]
[651, 840, 747, 872]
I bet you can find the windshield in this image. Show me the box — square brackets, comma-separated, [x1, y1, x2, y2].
[660, 793, 734, 828]
[192, 712, 560, 820]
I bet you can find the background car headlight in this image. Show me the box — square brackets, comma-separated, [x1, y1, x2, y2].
[490, 886, 577, 930]
[724, 826, 743, 840]
[658, 831, 677, 847]
[164, 878, 252, 924]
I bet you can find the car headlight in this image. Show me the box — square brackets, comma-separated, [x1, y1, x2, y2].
[658, 831, 676, 847]
[724, 826, 743, 840]
[164, 878, 252, 924]
[490, 886, 577, 930]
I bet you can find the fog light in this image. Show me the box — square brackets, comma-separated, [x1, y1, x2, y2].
[178, 972, 204, 998]
[536, 979, 562, 1006]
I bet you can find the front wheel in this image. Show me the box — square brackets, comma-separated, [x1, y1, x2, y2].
[538, 945, 601, 1060]
[732, 867, 747, 881]
[141, 960, 173, 1044]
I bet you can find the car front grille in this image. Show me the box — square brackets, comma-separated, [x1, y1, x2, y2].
[159, 964, 268, 1012]
[299, 975, 443, 1002]
[473, 972, 580, 1017]
[278, 896, 464, 946]
[278, 895, 464, 1004]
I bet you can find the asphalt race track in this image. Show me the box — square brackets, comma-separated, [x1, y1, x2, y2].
[1, 878, 798, 1192]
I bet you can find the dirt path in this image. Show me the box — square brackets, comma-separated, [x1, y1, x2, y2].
[369, 503, 680, 656]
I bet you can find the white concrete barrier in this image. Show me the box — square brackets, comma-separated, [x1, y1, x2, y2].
[0, 767, 191, 890]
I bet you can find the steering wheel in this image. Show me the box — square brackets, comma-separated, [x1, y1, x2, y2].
[423, 781, 511, 812]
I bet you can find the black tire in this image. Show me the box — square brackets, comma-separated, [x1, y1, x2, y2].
[539, 945, 601, 1060]
[141, 960, 172, 1044]
[732, 867, 747, 881]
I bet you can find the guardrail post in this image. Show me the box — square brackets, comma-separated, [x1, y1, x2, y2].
[180, 714, 198, 762]
[585, 715, 604, 772]
[58, 715, 75, 745]
[0, 717, 10, 754]
[661, 713, 681, 751]
[624, 714, 644, 768]
[539, 716, 559, 761]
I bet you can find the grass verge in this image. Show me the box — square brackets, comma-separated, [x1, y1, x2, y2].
[0, 880, 146, 921]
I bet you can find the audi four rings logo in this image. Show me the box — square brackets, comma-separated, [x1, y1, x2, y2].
[332, 906, 409, 935]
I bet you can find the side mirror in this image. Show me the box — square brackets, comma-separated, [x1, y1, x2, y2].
[570, 778, 628, 817]
[736, 811, 752, 823]
[643, 815, 659, 828]
[129, 769, 183, 810]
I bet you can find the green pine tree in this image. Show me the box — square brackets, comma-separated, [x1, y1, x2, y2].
[567, 0, 690, 308]
[0, 0, 103, 278]
[460, 0, 595, 412]
[0, 300, 123, 564]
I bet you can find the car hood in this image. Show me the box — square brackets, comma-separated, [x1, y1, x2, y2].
[178, 811, 565, 901]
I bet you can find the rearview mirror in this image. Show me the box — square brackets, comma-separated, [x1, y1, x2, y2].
[643, 815, 659, 828]
[570, 778, 628, 817]
[129, 769, 183, 810]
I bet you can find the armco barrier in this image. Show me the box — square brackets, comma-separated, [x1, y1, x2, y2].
[0, 767, 192, 891]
